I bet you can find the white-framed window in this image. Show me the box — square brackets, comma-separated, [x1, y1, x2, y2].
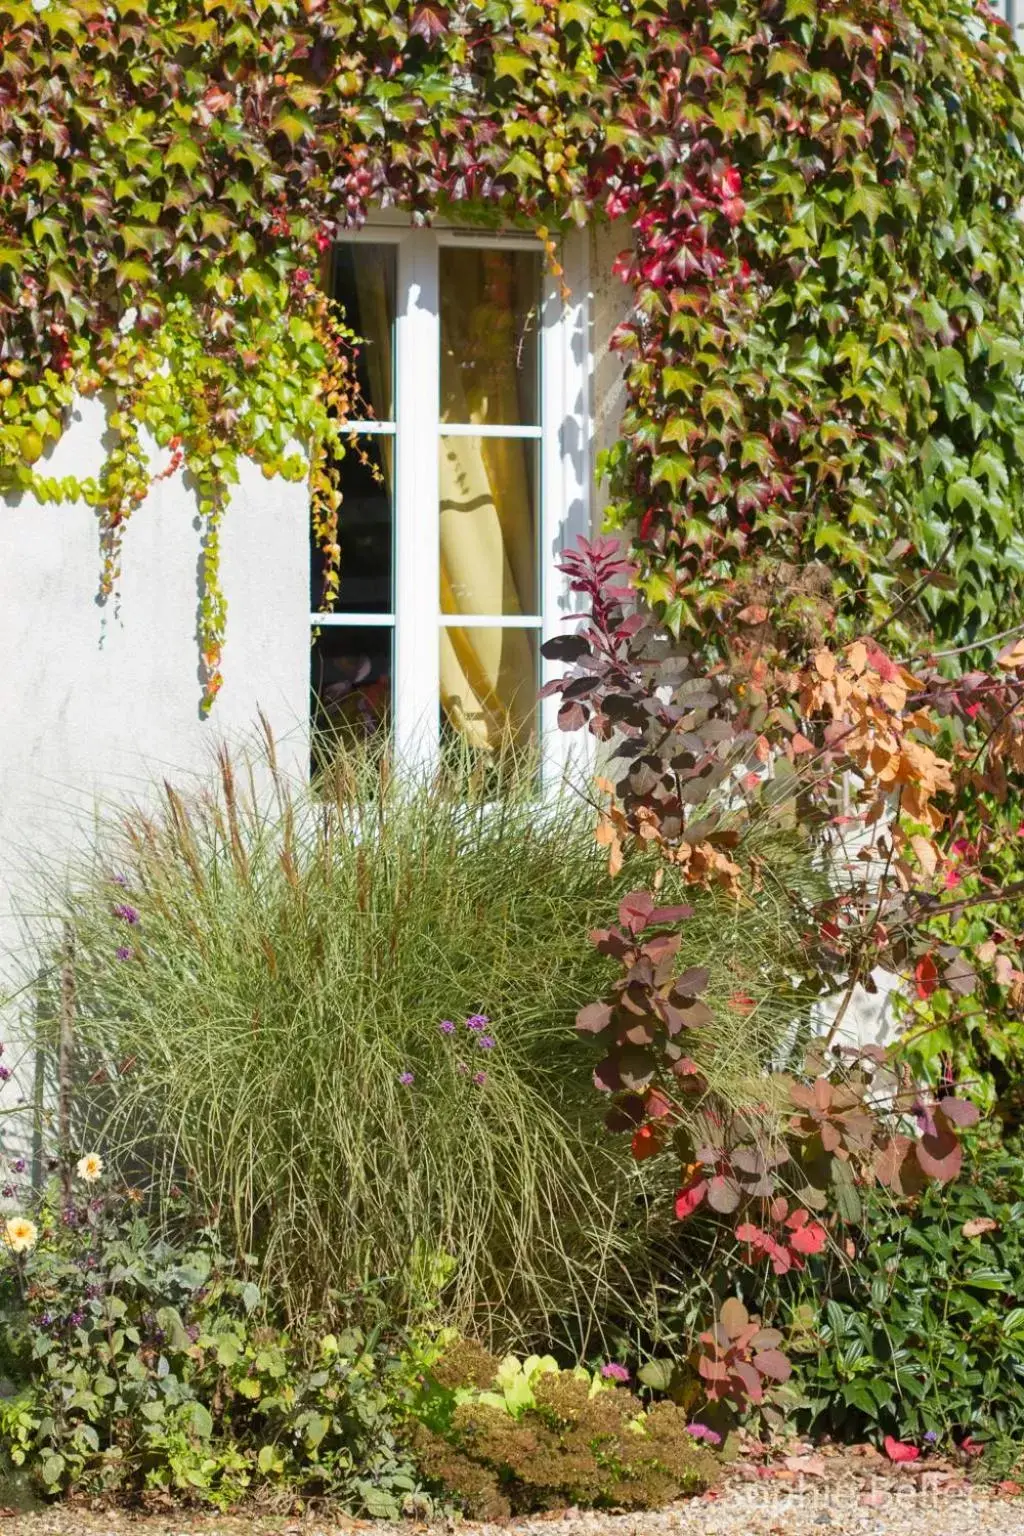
[310, 219, 591, 789]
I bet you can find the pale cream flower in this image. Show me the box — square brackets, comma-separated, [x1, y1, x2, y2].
[4, 1216, 38, 1254]
[76, 1152, 104, 1183]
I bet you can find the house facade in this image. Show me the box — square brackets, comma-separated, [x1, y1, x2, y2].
[0, 219, 627, 1037]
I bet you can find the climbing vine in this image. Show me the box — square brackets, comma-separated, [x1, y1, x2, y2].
[2, 0, 1024, 702]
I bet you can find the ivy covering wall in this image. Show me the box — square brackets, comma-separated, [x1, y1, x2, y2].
[1, 0, 1023, 702]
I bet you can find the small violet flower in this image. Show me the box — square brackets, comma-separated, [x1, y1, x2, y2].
[109, 873, 130, 888]
[466, 1014, 489, 1031]
[12, 1159, 25, 1174]
[478, 1035, 495, 1051]
[923, 1430, 938, 1444]
[438, 1020, 456, 1036]
[113, 903, 140, 926]
[115, 946, 134, 962]
[600, 1362, 630, 1382]
[473, 1071, 488, 1086]
[0, 1066, 10, 1083]
[398, 1071, 415, 1086]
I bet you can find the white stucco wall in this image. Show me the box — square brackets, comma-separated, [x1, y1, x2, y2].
[590, 221, 631, 514]
[0, 394, 310, 1104]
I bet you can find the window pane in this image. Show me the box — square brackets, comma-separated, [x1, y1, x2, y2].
[440, 626, 538, 759]
[311, 435, 394, 614]
[440, 247, 541, 427]
[311, 625, 392, 768]
[439, 436, 538, 615]
[333, 244, 396, 422]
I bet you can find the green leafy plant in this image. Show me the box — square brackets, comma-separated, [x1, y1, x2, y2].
[404, 1337, 718, 1518]
[785, 1139, 1024, 1449]
[0, 1166, 426, 1514]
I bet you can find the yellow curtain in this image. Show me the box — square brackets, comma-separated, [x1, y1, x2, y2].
[353, 246, 538, 754]
[439, 250, 538, 753]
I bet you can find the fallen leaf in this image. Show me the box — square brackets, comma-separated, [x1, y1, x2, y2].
[784, 1454, 827, 1477]
[997, 1480, 1023, 1496]
[962, 1216, 998, 1238]
[884, 1435, 920, 1463]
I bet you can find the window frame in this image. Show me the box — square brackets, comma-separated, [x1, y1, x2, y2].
[312, 217, 593, 790]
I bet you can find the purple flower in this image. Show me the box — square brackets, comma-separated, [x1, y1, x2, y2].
[600, 1362, 630, 1382]
[39, 1313, 53, 1329]
[478, 1035, 495, 1051]
[115, 946, 134, 962]
[109, 873, 130, 888]
[685, 1423, 722, 1446]
[923, 1430, 938, 1444]
[113, 903, 140, 926]
[68, 1311, 84, 1329]
[61, 1207, 79, 1228]
[466, 1014, 489, 1031]
[438, 1020, 456, 1035]
[456, 1062, 469, 1075]
[398, 1071, 415, 1086]
[12, 1159, 25, 1174]
[473, 1071, 488, 1086]
[1, 1185, 13, 1199]
[0, 1066, 10, 1083]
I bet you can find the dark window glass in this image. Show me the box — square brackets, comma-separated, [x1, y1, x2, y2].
[332, 244, 396, 422]
[311, 625, 392, 772]
[311, 435, 393, 614]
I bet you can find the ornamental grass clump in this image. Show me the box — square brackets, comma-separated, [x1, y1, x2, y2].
[32, 738, 825, 1345]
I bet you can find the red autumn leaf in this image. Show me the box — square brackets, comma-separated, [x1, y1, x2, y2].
[675, 1178, 708, 1220]
[752, 1347, 792, 1383]
[787, 1216, 828, 1256]
[884, 1436, 920, 1464]
[915, 954, 938, 999]
[576, 1001, 612, 1034]
[916, 1128, 962, 1182]
[409, 2, 449, 42]
[645, 1086, 674, 1119]
[619, 889, 655, 933]
[631, 1124, 663, 1162]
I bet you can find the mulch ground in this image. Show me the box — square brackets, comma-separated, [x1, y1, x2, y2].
[3, 1448, 1024, 1536]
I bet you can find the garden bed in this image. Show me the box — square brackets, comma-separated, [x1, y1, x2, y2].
[3, 1458, 1024, 1536]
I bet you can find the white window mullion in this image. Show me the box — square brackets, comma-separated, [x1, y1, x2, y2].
[541, 229, 592, 790]
[393, 230, 440, 770]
